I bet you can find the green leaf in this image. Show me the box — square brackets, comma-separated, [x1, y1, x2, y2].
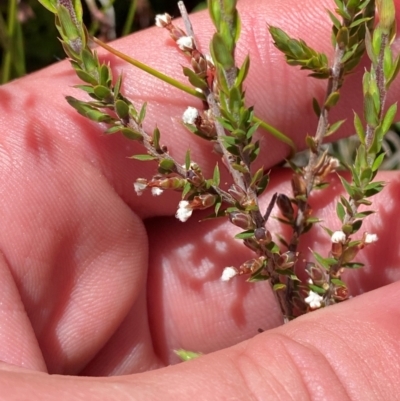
[213, 164, 220, 186]
[81, 49, 97, 73]
[66, 96, 113, 123]
[182, 181, 191, 197]
[104, 125, 122, 134]
[174, 349, 202, 361]
[211, 33, 235, 70]
[386, 54, 400, 87]
[159, 158, 175, 172]
[339, 175, 356, 198]
[336, 202, 345, 222]
[153, 126, 161, 150]
[75, 69, 98, 85]
[364, 181, 385, 197]
[312, 250, 337, 270]
[72, 0, 83, 23]
[327, 10, 341, 29]
[182, 67, 208, 90]
[336, 27, 349, 48]
[131, 154, 157, 161]
[185, 150, 191, 171]
[308, 284, 326, 294]
[381, 103, 397, 134]
[324, 91, 340, 109]
[364, 93, 379, 128]
[351, 219, 362, 233]
[114, 74, 123, 99]
[342, 262, 364, 269]
[214, 198, 222, 216]
[354, 210, 374, 218]
[57, 5, 81, 46]
[235, 54, 250, 87]
[353, 112, 365, 144]
[208, 0, 221, 29]
[37, 0, 58, 13]
[331, 278, 346, 286]
[93, 85, 112, 100]
[115, 100, 130, 120]
[325, 119, 346, 137]
[138, 102, 147, 125]
[273, 283, 287, 291]
[312, 97, 321, 117]
[228, 86, 242, 116]
[235, 230, 254, 239]
[99, 64, 111, 87]
[121, 128, 143, 141]
[371, 152, 385, 171]
[255, 173, 270, 196]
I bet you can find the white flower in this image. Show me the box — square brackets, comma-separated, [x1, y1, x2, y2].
[305, 290, 324, 309]
[151, 187, 164, 196]
[182, 107, 199, 125]
[176, 36, 194, 51]
[365, 233, 378, 244]
[175, 200, 193, 222]
[331, 230, 346, 244]
[134, 179, 147, 196]
[221, 267, 238, 281]
[155, 13, 171, 28]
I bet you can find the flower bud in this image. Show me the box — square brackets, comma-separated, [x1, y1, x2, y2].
[229, 211, 254, 230]
[276, 194, 294, 220]
[332, 285, 349, 302]
[276, 251, 298, 269]
[239, 256, 266, 275]
[192, 194, 216, 209]
[291, 174, 307, 197]
[305, 263, 326, 286]
[228, 184, 247, 203]
[254, 227, 271, 243]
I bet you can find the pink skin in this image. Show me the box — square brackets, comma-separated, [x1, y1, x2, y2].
[1, 0, 400, 398]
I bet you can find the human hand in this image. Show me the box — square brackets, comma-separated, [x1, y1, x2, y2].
[1, 0, 400, 398]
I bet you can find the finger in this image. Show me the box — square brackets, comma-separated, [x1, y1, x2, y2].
[2, 280, 400, 399]
[0, 253, 47, 372]
[0, 141, 151, 374]
[145, 170, 400, 365]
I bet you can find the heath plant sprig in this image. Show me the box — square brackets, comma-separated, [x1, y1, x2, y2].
[270, 0, 399, 313]
[37, 0, 399, 324]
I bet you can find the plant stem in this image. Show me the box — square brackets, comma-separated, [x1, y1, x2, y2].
[92, 36, 205, 99]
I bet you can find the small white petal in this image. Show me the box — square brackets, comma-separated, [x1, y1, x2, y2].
[151, 187, 164, 196]
[221, 267, 238, 281]
[182, 107, 199, 125]
[305, 290, 324, 309]
[331, 230, 346, 244]
[176, 200, 193, 222]
[177, 36, 194, 51]
[134, 180, 147, 196]
[155, 13, 170, 27]
[365, 233, 378, 244]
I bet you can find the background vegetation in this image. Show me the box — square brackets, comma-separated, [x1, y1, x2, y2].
[0, 0, 205, 82]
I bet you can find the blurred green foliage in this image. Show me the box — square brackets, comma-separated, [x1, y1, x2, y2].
[0, 0, 206, 82]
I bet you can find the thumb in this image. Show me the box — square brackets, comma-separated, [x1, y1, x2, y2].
[2, 281, 400, 399]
